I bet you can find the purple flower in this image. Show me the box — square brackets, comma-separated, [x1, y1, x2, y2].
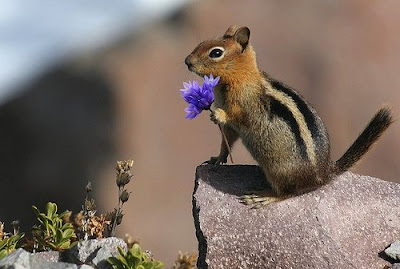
[180, 75, 220, 119]
[184, 104, 201, 120]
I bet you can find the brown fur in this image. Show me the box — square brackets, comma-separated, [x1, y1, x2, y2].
[185, 26, 393, 204]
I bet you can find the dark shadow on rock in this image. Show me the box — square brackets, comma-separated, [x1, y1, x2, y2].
[195, 164, 271, 197]
[379, 244, 397, 265]
[192, 168, 208, 269]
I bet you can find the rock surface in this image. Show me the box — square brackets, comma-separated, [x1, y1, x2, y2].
[64, 237, 127, 268]
[386, 240, 400, 261]
[0, 249, 79, 269]
[0, 249, 31, 268]
[193, 165, 400, 269]
[0, 237, 127, 269]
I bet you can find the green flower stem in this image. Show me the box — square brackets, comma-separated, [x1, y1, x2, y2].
[218, 123, 234, 163]
[209, 108, 234, 164]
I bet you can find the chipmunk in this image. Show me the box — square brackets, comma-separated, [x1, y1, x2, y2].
[184, 25, 393, 208]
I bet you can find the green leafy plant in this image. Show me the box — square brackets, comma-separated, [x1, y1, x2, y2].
[0, 222, 24, 260]
[31, 202, 77, 251]
[107, 244, 164, 269]
[0, 233, 24, 260]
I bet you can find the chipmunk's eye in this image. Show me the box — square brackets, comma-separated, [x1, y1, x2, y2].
[209, 47, 224, 59]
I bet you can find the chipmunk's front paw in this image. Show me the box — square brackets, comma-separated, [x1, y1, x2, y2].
[203, 155, 227, 165]
[210, 108, 227, 125]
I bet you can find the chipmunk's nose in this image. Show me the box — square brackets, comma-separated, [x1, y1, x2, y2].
[184, 55, 193, 69]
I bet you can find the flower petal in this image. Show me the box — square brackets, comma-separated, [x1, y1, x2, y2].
[180, 75, 219, 119]
[185, 104, 201, 119]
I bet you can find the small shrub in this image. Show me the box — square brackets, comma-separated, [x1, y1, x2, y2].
[74, 160, 134, 239]
[74, 182, 111, 240]
[0, 222, 24, 260]
[31, 202, 77, 251]
[107, 244, 163, 269]
[173, 251, 197, 269]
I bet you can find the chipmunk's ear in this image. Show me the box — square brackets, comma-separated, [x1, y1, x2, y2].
[223, 25, 238, 38]
[233, 26, 250, 52]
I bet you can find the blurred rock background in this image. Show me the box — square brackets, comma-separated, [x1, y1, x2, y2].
[0, 0, 399, 266]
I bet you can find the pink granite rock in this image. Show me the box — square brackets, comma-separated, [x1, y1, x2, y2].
[193, 165, 400, 269]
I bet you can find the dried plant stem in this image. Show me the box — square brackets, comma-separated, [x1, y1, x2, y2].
[111, 186, 123, 237]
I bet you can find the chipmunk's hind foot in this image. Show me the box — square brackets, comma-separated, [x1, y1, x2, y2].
[239, 190, 287, 209]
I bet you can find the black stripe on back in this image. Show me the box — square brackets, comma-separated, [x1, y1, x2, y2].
[268, 77, 320, 142]
[269, 98, 308, 160]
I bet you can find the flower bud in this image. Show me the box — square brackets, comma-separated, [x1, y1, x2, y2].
[120, 190, 131, 203]
[116, 173, 131, 187]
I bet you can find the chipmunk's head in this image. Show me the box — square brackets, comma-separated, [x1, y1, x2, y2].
[185, 25, 258, 84]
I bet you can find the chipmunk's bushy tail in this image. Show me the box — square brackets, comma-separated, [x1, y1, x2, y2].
[333, 107, 393, 175]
